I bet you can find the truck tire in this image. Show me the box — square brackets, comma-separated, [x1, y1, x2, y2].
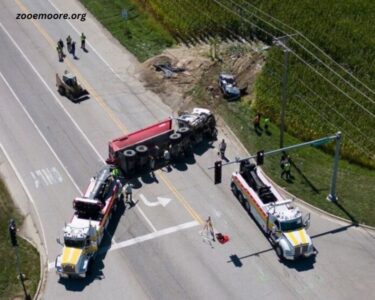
[169, 133, 182, 144]
[58, 86, 65, 96]
[177, 127, 190, 136]
[124, 149, 136, 158]
[276, 245, 284, 260]
[135, 145, 148, 155]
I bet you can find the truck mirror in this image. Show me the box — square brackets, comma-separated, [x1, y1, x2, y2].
[303, 213, 311, 229]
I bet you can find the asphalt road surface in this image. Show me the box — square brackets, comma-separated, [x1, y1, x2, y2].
[0, 0, 374, 299]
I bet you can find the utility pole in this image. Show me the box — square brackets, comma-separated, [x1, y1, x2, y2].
[327, 131, 341, 202]
[274, 35, 293, 148]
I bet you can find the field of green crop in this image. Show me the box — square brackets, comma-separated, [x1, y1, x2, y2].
[141, 0, 375, 168]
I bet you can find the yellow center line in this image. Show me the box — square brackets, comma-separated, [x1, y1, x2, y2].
[15, 0, 204, 225]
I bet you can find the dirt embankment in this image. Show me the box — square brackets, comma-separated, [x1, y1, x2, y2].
[137, 42, 266, 112]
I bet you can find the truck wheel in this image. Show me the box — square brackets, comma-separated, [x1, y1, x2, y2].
[169, 133, 182, 144]
[177, 127, 190, 136]
[124, 149, 136, 158]
[58, 86, 65, 96]
[135, 145, 148, 155]
[276, 245, 284, 259]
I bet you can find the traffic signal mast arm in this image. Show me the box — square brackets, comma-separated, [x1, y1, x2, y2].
[209, 132, 340, 169]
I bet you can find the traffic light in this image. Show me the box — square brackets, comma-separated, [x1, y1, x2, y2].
[256, 150, 264, 165]
[9, 219, 18, 247]
[214, 161, 222, 184]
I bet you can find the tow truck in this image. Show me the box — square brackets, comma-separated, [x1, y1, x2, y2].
[231, 160, 315, 260]
[55, 165, 120, 278]
[107, 108, 217, 176]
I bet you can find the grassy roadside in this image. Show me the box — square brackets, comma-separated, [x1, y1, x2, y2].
[0, 178, 40, 300]
[191, 69, 375, 226]
[79, 0, 174, 61]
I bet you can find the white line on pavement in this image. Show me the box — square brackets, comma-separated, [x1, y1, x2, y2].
[0, 143, 49, 256]
[47, 220, 199, 269]
[136, 205, 157, 232]
[109, 220, 199, 252]
[0, 72, 82, 194]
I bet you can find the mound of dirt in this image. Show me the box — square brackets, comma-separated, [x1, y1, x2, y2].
[138, 42, 265, 111]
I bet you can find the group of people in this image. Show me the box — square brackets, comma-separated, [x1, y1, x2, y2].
[56, 33, 87, 62]
[110, 167, 135, 207]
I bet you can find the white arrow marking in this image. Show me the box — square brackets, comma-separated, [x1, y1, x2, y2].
[140, 194, 171, 207]
[157, 197, 172, 207]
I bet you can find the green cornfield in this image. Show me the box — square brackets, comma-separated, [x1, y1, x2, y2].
[140, 0, 375, 168]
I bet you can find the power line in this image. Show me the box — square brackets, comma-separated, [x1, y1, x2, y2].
[173, 1, 374, 156]
[264, 55, 375, 146]
[224, 0, 375, 104]
[295, 95, 373, 159]
[214, 0, 375, 116]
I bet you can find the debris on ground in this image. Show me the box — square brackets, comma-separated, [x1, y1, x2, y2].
[138, 42, 266, 112]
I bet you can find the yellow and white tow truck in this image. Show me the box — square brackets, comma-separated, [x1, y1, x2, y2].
[55, 165, 120, 278]
[231, 160, 316, 260]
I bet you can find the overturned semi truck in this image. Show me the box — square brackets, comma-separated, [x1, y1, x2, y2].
[106, 108, 217, 176]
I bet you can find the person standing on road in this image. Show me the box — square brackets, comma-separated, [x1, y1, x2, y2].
[124, 183, 135, 207]
[80, 33, 86, 50]
[66, 35, 72, 53]
[219, 139, 227, 160]
[56, 44, 63, 62]
[57, 39, 65, 57]
[71, 41, 76, 59]
[164, 149, 171, 164]
[111, 167, 121, 179]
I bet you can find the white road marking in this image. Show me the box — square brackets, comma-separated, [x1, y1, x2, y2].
[47, 220, 199, 271]
[140, 193, 172, 207]
[51, 167, 63, 182]
[109, 221, 199, 252]
[42, 168, 53, 185]
[31, 168, 63, 188]
[136, 205, 157, 232]
[0, 71, 82, 194]
[30, 171, 40, 188]
[0, 143, 49, 256]
[0, 22, 157, 238]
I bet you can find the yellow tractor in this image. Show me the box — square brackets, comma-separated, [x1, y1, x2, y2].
[56, 71, 88, 102]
